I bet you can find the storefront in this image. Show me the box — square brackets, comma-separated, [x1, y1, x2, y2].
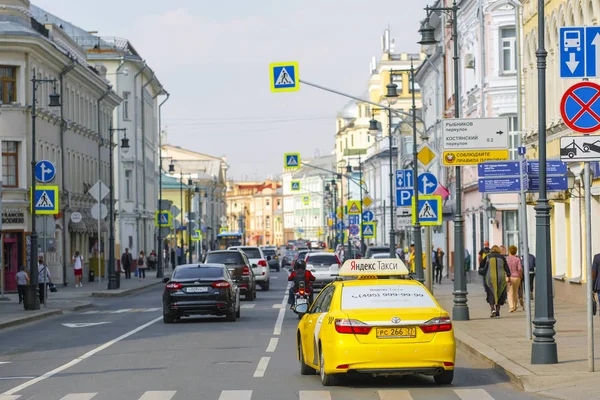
[2, 208, 27, 293]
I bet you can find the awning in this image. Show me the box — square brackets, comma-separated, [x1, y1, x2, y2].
[69, 219, 87, 233]
[68, 209, 109, 234]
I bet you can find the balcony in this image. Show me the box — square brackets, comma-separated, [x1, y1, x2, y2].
[72, 36, 140, 57]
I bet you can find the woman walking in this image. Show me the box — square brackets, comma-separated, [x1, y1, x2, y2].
[506, 246, 523, 312]
[137, 251, 147, 281]
[434, 248, 444, 284]
[481, 245, 511, 318]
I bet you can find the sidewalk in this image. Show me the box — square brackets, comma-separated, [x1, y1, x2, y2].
[0, 272, 169, 330]
[433, 275, 600, 399]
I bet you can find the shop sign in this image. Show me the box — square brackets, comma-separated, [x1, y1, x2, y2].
[2, 209, 25, 225]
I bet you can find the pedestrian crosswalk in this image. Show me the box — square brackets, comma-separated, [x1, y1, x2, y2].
[81, 308, 161, 314]
[0, 388, 503, 400]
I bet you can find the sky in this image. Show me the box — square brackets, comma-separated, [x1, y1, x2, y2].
[34, 0, 424, 181]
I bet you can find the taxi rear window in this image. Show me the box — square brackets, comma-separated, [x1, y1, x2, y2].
[341, 285, 437, 310]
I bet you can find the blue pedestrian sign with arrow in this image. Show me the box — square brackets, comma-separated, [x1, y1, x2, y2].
[560, 27, 600, 78]
[418, 172, 438, 195]
[35, 160, 56, 183]
[362, 210, 374, 222]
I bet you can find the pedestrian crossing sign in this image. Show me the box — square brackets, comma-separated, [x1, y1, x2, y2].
[30, 185, 59, 215]
[291, 180, 301, 191]
[362, 222, 376, 238]
[191, 230, 202, 241]
[155, 211, 172, 227]
[412, 195, 442, 226]
[270, 62, 300, 92]
[347, 200, 361, 214]
[284, 153, 301, 169]
[302, 195, 310, 205]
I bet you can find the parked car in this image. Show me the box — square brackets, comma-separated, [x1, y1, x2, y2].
[305, 252, 342, 287]
[228, 246, 271, 291]
[204, 250, 257, 301]
[162, 264, 240, 323]
[261, 246, 280, 271]
[365, 246, 391, 259]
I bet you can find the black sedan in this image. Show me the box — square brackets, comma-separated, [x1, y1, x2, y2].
[162, 264, 240, 323]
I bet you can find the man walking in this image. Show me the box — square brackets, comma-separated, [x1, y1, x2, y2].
[37, 257, 51, 304]
[121, 248, 133, 279]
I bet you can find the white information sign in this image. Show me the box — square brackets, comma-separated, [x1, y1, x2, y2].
[442, 118, 510, 150]
[341, 285, 437, 310]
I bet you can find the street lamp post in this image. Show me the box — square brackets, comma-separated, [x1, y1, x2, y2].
[419, 1, 469, 321]
[179, 171, 184, 265]
[331, 179, 338, 249]
[410, 60, 424, 284]
[385, 80, 398, 258]
[25, 68, 61, 311]
[358, 155, 365, 254]
[108, 127, 129, 290]
[188, 178, 193, 264]
[346, 165, 352, 257]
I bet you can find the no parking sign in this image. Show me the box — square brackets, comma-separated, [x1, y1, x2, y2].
[560, 81, 600, 134]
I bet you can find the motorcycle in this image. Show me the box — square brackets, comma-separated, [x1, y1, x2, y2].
[293, 281, 311, 319]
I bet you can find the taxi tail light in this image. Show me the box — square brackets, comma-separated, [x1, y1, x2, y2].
[165, 282, 182, 290]
[420, 316, 452, 333]
[258, 259, 268, 267]
[335, 319, 372, 335]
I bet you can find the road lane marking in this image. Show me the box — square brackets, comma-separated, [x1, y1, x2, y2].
[0, 362, 10, 365]
[142, 308, 161, 312]
[378, 390, 414, 400]
[1, 316, 162, 396]
[138, 391, 177, 400]
[272, 304, 283, 308]
[60, 394, 98, 400]
[111, 309, 132, 313]
[253, 356, 270, 377]
[299, 391, 332, 400]
[62, 322, 110, 328]
[82, 311, 99, 314]
[218, 391, 252, 400]
[0, 378, 35, 381]
[0, 395, 20, 399]
[273, 309, 285, 335]
[266, 338, 279, 352]
[271, 276, 279, 279]
[454, 389, 495, 400]
[240, 304, 255, 309]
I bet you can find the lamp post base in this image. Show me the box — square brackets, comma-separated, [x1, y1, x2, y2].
[156, 267, 164, 279]
[531, 342, 558, 364]
[23, 285, 40, 310]
[107, 275, 118, 290]
[452, 289, 470, 321]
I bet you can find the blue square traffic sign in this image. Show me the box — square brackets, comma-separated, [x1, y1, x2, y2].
[348, 215, 360, 225]
[560, 27, 600, 78]
[270, 62, 299, 92]
[396, 188, 414, 207]
[396, 170, 414, 189]
[31, 186, 59, 215]
[586, 27, 600, 77]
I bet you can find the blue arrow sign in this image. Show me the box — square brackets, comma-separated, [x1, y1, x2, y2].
[362, 210, 374, 222]
[395, 188, 414, 207]
[348, 215, 360, 225]
[396, 170, 413, 189]
[528, 176, 568, 192]
[478, 161, 525, 177]
[35, 160, 56, 183]
[418, 172, 438, 195]
[478, 178, 524, 193]
[527, 160, 567, 176]
[336, 221, 345, 230]
[560, 27, 585, 78]
[586, 27, 600, 78]
[349, 224, 360, 236]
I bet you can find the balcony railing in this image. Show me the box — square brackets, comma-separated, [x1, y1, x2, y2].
[72, 36, 139, 56]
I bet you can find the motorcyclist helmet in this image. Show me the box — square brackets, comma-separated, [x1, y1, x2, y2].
[295, 260, 307, 270]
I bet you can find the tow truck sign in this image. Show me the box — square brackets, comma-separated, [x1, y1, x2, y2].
[560, 135, 600, 162]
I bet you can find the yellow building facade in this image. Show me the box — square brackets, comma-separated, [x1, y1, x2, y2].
[523, 0, 600, 304]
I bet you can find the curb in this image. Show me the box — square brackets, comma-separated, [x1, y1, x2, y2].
[90, 280, 164, 298]
[69, 302, 95, 312]
[0, 310, 63, 330]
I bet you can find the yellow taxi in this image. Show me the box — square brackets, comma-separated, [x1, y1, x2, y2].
[296, 258, 455, 386]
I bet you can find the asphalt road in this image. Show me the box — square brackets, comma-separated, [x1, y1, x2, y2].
[0, 269, 548, 400]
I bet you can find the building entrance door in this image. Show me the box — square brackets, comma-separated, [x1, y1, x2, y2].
[3, 233, 19, 292]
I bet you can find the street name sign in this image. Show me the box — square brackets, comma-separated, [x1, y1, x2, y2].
[528, 176, 569, 191]
[527, 160, 567, 176]
[418, 172, 438, 195]
[270, 62, 299, 92]
[559, 27, 600, 78]
[31, 185, 59, 215]
[284, 153, 300, 169]
[362, 210, 374, 222]
[411, 195, 442, 226]
[442, 118, 510, 166]
[560, 135, 600, 162]
[35, 160, 56, 183]
[478, 160, 526, 177]
[478, 177, 526, 193]
[560, 82, 600, 133]
[291, 180, 300, 191]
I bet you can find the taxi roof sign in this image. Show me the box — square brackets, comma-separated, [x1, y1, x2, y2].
[339, 259, 409, 277]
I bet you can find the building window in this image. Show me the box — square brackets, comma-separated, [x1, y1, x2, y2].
[503, 114, 519, 160]
[265, 216, 271, 229]
[2, 141, 18, 187]
[277, 199, 281, 208]
[500, 27, 517, 74]
[266, 199, 270, 207]
[0, 66, 17, 104]
[351, 134, 354, 147]
[502, 211, 519, 248]
[125, 170, 132, 200]
[123, 92, 130, 120]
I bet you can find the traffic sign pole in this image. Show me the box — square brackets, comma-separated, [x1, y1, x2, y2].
[410, 62, 424, 284]
[584, 162, 595, 372]
[518, 152, 532, 341]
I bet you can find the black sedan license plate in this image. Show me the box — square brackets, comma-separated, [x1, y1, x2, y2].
[376, 327, 416, 338]
[185, 287, 209, 293]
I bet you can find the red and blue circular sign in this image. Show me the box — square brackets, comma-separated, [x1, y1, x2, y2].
[349, 224, 359, 236]
[561, 81, 600, 134]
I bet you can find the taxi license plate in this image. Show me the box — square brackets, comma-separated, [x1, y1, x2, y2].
[376, 327, 416, 338]
[185, 287, 209, 293]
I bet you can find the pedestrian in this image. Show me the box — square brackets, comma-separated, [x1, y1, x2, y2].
[137, 251, 147, 280]
[506, 245, 523, 312]
[521, 250, 536, 300]
[592, 252, 600, 308]
[478, 240, 491, 269]
[148, 250, 157, 270]
[15, 266, 29, 304]
[72, 251, 84, 287]
[121, 248, 133, 279]
[500, 245, 508, 256]
[37, 257, 51, 304]
[480, 245, 511, 318]
[434, 247, 444, 284]
[465, 248, 472, 282]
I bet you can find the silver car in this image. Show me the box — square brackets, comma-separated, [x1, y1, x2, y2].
[305, 252, 341, 287]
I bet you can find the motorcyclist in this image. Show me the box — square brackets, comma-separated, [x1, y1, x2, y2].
[288, 260, 315, 310]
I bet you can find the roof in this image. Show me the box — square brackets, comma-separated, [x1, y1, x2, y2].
[337, 100, 358, 119]
[161, 174, 189, 190]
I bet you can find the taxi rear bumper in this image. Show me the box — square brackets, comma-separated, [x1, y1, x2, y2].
[323, 332, 456, 376]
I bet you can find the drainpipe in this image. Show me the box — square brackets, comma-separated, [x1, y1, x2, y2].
[141, 73, 156, 254]
[134, 62, 147, 253]
[59, 57, 76, 286]
[97, 86, 112, 281]
[157, 89, 170, 276]
[115, 57, 125, 256]
[479, 0, 491, 246]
